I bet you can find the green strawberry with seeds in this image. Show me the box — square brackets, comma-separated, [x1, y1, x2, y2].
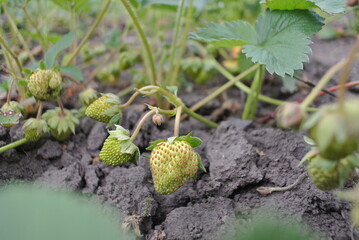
[99, 125, 139, 165]
[27, 69, 62, 101]
[308, 154, 358, 191]
[85, 93, 122, 124]
[22, 118, 48, 142]
[303, 98, 359, 160]
[147, 133, 205, 195]
[1, 101, 24, 115]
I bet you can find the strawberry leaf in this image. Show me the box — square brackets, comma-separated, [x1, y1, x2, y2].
[176, 132, 202, 148]
[191, 10, 323, 76]
[190, 20, 257, 47]
[197, 153, 206, 173]
[260, 0, 346, 13]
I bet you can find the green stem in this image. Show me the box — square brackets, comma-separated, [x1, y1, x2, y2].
[36, 101, 43, 120]
[135, 85, 218, 128]
[21, 5, 48, 50]
[337, 34, 359, 106]
[3, 3, 36, 63]
[0, 138, 28, 153]
[167, 0, 186, 86]
[119, 0, 157, 86]
[190, 62, 259, 113]
[215, 62, 289, 107]
[130, 109, 157, 141]
[250, 65, 265, 119]
[0, 35, 25, 78]
[300, 58, 347, 109]
[174, 106, 182, 137]
[117, 83, 136, 98]
[64, 0, 111, 66]
[169, 0, 194, 87]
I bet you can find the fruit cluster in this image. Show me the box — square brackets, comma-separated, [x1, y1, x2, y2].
[302, 99, 359, 190]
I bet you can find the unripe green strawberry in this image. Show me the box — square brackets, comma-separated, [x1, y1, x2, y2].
[99, 125, 139, 165]
[304, 98, 359, 160]
[147, 133, 204, 195]
[42, 108, 79, 142]
[99, 137, 133, 165]
[85, 93, 121, 124]
[308, 155, 356, 191]
[22, 118, 48, 142]
[79, 88, 98, 107]
[27, 69, 62, 101]
[1, 101, 24, 115]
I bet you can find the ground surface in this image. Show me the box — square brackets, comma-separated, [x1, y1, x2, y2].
[1, 37, 359, 240]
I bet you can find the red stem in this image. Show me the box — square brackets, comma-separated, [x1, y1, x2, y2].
[259, 80, 359, 123]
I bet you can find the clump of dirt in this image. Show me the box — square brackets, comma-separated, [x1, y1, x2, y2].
[0, 118, 354, 239]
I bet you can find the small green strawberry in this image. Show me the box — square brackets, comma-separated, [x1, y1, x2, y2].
[147, 133, 205, 195]
[42, 108, 79, 141]
[85, 93, 122, 124]
[307, 154, 358, 191]
[27, 69, 62, 101]
[1, 101, 24, 115]
[22, 118, 48, 142]
[303, 98, 359, 160]
[99, 125, 139, 165]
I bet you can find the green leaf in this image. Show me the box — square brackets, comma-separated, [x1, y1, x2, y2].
[310, 0, 347, 13]
[190, 20, 257, 47]
[197, 153, 206, 172]
[45, 31, 76, 69]
[261, 0, 347, 13]
[166, 86, 178, 96]
[60, 66, 84, 82]
[39, 60, 46, 70]
[244, 10, 322, 76]
[192, 10, 323, 76]
[282, 75, 298, 93]
[260, 0, 316, 10]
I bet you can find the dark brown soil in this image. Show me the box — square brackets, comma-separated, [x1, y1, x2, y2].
[1, 37, 359, 240]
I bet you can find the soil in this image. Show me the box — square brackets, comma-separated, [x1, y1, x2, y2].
[1, 37, 359, 240]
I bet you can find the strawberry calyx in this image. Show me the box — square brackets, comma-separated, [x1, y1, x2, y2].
[107, 125, 140, 164]
[22, 118, 48, 142]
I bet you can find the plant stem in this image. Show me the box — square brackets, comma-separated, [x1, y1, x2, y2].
[191, 63, 259, 113]
[300, 59, 347, 109]
[20, 4, 48, 50]
[62, 74, 85, 90]
[119, 0, 157, 87]
[57, 98, 66, 117]
[174, 106, 182, 137]
[0, 35, 25, 78]
[337, 35, 359, 105]
[214, 62, 283, 106]
[3, 3, 36, 63]
[134, 85, 218, 128]
[36, 101, 43, 120]
[120, 91, 140, 109]
[169, 0, 194, 87]
[64, 0, 111, 66]
[130, 109, 157, 141]
[117, 83, 136, 98]
[249, 65, 265, 119]
[167, 0, 186, 86]
[0, 138, 28, 153]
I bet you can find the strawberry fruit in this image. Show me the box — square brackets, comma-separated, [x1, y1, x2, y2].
[85, 93, 122, 124]
[99, 125, 139, 166]
[22, 118, 48, 142]
[147, 133, 205, 195]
